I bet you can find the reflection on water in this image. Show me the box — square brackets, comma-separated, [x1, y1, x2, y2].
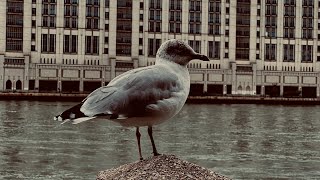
[0, 101, 320, 179]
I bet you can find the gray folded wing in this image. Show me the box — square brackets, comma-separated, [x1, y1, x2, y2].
[80, 66, 183, 118]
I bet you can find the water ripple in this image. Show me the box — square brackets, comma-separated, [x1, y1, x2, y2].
[0, 102, 319, 179]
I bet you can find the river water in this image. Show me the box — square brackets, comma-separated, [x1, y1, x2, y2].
[0, 101, 319, 179]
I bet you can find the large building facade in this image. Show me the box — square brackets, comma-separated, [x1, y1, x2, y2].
[0, 0, 320, 97]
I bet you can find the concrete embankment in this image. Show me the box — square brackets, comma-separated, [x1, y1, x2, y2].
[187, 95, 320, 105]
[0, 92, 320, 104]
[97, 154, 230, 180]
[0, 92, 87, 101]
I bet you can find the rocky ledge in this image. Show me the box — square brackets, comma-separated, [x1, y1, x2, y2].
[97, 154, 230, 180]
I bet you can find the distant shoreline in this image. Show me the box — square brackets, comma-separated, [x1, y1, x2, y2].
[0, 92, 319, 105]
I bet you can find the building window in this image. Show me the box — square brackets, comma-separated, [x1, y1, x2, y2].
[6, 27, 23, 39]
[189, 40, 201, 53]
[208, 0, 220, 35]
[117, 0, 132, 56]
[32, 8, 36, 16]
[139, 38, 143, 45]
[283, 13, 295, 39]
[265, 44, 276, 61]
[31, 45, 36, 51]
[169, 0, 181, 33]
[302, 0, 313, 39]
[116, 44, 131, 56]
[86, 0, 99, 29]
[105, 0, 109, 8]
[189, 0, 201, 34]
[64, 35, 77, 53]
[208, 41, 220, 59]
[105, 37, 108, 44]
[85, 36, 99, 54]
[236, 1, 250, 60]
[64, 0, 78, 29]
[42, 0, 56, 28]
[6, 0, 24, 52]
[148, 38, 161, 56]
[283, 44, 295, 62]
[32, 20, 36, 27]
[265, 0, 277, 38]
[301, 45, 312, 62]
[41, 34, 56, 53]
[149, 0, 162, 32]
[31, 33, 36, 41]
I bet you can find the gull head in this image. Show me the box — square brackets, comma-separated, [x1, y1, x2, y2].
[156, 39, 209, 66]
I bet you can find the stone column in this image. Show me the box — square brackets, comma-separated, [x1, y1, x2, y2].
[101, 67, 105, 87]
[110, 58, 116, 79]
[0, 55, 4, 90]
[133, 58, 139, 68]
[24, 56, 30, 91]
[79, 68, 84, 92]
[317, 73, 320, 97]
[231, 62, 236, 94]
[35, 65, 39, 91]
[280, 72, 284, 96]
[223, 84, 227, 95]
[252, 63, 257, 95]
[298, 74, 302, 96]
[108, 0, 117, 58]
[203, 70, 208, 93]
[261, 71, 265, 96]
[57, 65, 61, 92]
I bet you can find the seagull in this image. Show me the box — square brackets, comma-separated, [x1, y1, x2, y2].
[54, 39, 209, 160]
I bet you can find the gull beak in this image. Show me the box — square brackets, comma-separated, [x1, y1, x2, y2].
[193, 54, 210, 61]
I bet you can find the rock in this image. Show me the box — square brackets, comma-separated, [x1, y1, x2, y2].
[97, 154, 230, 180]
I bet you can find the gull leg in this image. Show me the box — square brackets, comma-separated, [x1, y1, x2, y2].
[148, 126, 160, 156]
[136, 127, 143, 160]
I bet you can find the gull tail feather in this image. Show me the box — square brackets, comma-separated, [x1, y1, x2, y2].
[71, 117, 97, 124]
[54, 103, 93, 124]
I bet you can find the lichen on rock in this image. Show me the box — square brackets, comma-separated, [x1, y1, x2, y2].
[97, 154, 230, 180]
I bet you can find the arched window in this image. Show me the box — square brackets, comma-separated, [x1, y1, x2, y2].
[246, 86, 250, 93]
[16, 80, 22, 90]
[6, 80, 12, 90]
[238, 85, 242, 91]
